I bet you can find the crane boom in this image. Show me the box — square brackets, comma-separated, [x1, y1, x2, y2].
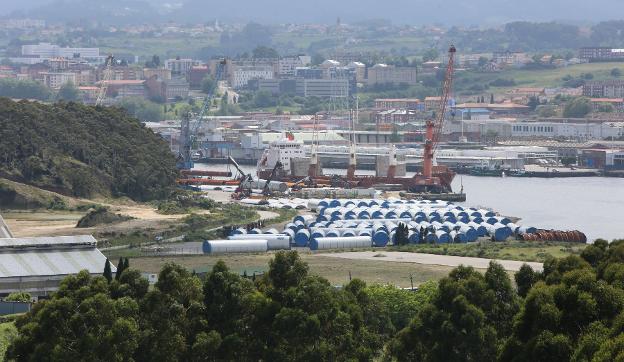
[423, 45, 456, 179]
[96, 55, 114, 106]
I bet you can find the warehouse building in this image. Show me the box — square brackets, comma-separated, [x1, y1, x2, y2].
[0, 235, 114, 300]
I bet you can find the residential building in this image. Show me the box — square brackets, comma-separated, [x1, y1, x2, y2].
[188, 65, 210, 89]
[579, 47, 624, 62]
[492, 51, 531, 67]
[40, 72, 77, 89]
[163, 78, 190, 101]
[98, 79, 146, 98]
[249, 79, 297, 95]
[347, 62, 366, 83]
[143, 68, 171, 81]
[277, 55, 311, 77]
[590, 98, 624, 112]
[375, 98, 421, 110]
[231, 65, 274, 89]
[164, 58, 200, 76]
[583, 80, 624, 98]
[296, 79, 350, 98]
[295, 67, 324, 79]
[367, 64, 418, 86]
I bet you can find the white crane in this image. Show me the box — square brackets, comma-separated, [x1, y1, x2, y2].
[96, 54, 114, 106]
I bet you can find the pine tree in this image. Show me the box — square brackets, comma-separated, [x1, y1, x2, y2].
[103, 259, 112, 283]
[123, 258, 130, 271]
[115, 257, 124, 280]
[490, 93, 495, 104]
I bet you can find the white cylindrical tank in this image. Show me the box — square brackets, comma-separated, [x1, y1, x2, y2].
[241, 179, 288, 193]
[203, 239, 268, 254]
[229, 234, 291, 250]
[310, 236, 372, 250]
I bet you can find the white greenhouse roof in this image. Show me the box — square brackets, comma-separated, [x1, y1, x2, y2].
[0, 236, 114, 278]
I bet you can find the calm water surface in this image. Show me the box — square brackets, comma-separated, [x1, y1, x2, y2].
[196, 163, 624, 241]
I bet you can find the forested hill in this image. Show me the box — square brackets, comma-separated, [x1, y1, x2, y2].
[0, 98, 178, 201]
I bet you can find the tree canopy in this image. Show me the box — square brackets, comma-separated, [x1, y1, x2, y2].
[0, 98, 177, 200]
[8, 241, 624, 361]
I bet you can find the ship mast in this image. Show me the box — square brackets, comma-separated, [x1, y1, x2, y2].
[346, 97, 357, 180]
[423, 45, 456, 179]
[308, 114, 320, 177]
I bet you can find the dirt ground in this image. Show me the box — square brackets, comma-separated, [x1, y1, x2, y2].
[2, 190, 277, 238]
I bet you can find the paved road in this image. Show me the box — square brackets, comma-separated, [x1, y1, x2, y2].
[320, 251, 543, 272]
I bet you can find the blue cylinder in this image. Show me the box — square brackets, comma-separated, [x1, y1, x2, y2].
[409, 230, 421, 243]
[425, 232, 438, 243]
[294, 229, 310, 247]
[326, 229, 340, 238]
[436, 231, 451, 244]
[372, 231, 389, 247]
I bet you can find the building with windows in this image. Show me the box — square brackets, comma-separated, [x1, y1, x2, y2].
[98, 79, 146, 98]
[231, 65, 274, 89]
[164, 58, 200, 76]
[579, 47, 624, 62]
[511, 121, 624, 140]
[296, 79, 349, 98]
[40, 72, 77, 89]
[375, 98, 421, 110]
[143, 68, 171, 81]
[21, 43, 101, 63]
[277, 55, 311, 77]
[367, 64, 418, 86]
[583, 80, 624, 98]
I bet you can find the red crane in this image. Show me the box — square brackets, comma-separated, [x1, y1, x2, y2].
[423, 45, 456, 179]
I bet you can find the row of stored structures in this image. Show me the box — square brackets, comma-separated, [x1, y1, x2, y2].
[203, 198, 548, 254]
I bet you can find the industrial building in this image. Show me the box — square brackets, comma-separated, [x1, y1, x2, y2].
[0, 235, 114, 300]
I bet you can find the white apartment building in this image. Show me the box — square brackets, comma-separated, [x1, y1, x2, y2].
[231, 66, 274, 89]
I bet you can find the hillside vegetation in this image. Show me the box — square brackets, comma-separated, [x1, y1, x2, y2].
[0, 98, 177, 201]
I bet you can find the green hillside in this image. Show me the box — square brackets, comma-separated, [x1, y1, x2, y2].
[0, 98, 177, 201]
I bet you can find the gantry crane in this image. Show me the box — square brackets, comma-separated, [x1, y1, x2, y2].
[423, 45, 456, 179]
[96, 54, 114, 106]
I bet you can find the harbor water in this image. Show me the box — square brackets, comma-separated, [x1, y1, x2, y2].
[195, 163, 624, 241]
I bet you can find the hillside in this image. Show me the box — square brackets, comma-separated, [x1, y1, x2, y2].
[0, 98, 177, 201]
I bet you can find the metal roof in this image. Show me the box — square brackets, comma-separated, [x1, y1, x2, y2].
[0, 215, 12, 238]
[0, 236, 114, 278]
[0, 235, 96, 249]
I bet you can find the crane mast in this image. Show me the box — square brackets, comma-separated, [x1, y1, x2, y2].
[96, 54, 114, 106]
[423, 45, 456, 179]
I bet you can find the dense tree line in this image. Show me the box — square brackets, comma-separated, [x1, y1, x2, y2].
[8, 240, 624, 361]
[0, 98, 177, 200]
[6, 251, 434, 361]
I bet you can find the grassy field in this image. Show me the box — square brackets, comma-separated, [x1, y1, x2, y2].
[0, 322, 17, 362]
[128, 252, 454, 288]
[457, 62, 624, 95]
[390, 241, 586, 263]
[98, 34, 220, 59]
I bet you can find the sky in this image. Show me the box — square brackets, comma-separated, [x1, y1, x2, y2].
[3, 0, 624, 25]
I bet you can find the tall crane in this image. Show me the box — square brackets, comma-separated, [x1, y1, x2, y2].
[177, 59, 227, 170]
[96, 54, 114, 106]
[423, 45, 456, 179]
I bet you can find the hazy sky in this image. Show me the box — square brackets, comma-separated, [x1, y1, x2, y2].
[4, 0, 624, 25]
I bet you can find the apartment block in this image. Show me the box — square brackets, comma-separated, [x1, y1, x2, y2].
[367, 64, 418, 86]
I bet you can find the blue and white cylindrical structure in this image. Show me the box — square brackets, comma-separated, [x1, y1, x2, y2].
[435, 230, 451, 244]
[517, 225, 537, 234]
[310, 236, 373, 250]
[231, 228, 247, 236]
[203, 239, 268, 254]
[294, 229, 311, 247]
[372, 230, 390, 247]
